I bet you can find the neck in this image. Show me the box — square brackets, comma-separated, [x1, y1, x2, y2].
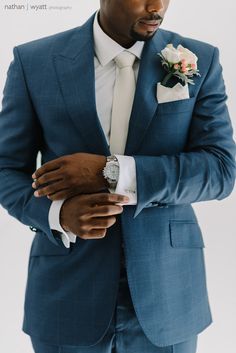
[98, 12, 136, 49]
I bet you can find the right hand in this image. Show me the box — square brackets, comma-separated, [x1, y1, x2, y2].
[60, 193, 129, 240]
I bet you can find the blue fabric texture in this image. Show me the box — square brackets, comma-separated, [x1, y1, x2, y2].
[30, 263, 198, 353]
[0, 12, 235, 348]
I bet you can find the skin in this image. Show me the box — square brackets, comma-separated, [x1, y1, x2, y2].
[60, 193, 128, 239]
[32, 0, 170, 239]
[32, 153, 108, 199]
[99, 0, 170, 48]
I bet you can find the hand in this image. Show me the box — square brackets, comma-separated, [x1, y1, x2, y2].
[60, 193, 129, 240]
[32, 153, 107, 200]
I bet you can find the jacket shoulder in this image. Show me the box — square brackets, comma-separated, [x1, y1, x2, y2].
[15, 26, 81, 58]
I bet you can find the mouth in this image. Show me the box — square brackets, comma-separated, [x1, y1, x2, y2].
[139, 20, 159, 25]
[138, 20, 160, 31]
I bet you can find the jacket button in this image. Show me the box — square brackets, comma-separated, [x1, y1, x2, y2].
[158, 203, 169, 208]
[151, 202, 168, 208]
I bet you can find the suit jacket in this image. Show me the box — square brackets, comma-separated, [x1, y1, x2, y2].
[0, 13, 235, 347]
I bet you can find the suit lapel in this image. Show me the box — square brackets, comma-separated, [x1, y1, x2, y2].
[53, 17, 168, 157]
[53, 14, 110, 156]
[125, 30, 167, 155]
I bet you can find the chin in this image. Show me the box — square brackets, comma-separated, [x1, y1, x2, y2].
[130, 29, 157, 42]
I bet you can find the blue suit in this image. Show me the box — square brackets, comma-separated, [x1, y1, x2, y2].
[0, 13, 235, 348]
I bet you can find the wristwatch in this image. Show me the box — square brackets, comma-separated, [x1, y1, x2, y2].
[103, 155, 119, 190]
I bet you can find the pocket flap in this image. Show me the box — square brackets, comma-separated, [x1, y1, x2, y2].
[30, 232, 71, 256]
[170, 221, 205, 248]
[157, 96, 195, 115]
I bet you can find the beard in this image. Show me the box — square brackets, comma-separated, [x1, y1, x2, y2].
[130, 15, 163, 42]
[130, 27, 157, 42]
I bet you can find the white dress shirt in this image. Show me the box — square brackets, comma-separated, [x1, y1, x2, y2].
[49, 12, 144, 247]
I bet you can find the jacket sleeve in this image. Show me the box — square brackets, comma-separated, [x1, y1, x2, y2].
[0, 47, 59, 246]
[133, 47, 236, 217]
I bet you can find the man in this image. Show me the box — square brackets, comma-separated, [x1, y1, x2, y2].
[0, 0, 235, 352]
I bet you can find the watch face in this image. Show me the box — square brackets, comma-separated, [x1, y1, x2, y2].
[107, 164, 119, 181]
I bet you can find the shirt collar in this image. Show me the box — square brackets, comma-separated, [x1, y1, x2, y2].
[93, 11, 144, 67]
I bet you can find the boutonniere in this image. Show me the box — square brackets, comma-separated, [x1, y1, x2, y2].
[156, 44, 200, 104]
[158, 44, 201, 86]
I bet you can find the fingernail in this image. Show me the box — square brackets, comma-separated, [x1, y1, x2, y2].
[123, 197, 130, 202]
[32, 182, 36, 189]
[32, 173, 36, 179]
[34, 191, 39, 197]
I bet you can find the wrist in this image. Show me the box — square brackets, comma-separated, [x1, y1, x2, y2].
[60, 201, 70, 232]
[96, 156, 108, 189]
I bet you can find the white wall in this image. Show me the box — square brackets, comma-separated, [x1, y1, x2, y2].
[0, 1, 235, 352]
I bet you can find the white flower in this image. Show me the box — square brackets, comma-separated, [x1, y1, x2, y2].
[161, 44, 181, 64]
[177, 45, 198, 67]
[158, 44, 200, 86]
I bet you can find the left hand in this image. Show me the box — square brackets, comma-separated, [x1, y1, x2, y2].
[32, 153, 107, 200]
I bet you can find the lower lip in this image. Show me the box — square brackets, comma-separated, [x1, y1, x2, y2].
[139, 22, 159, 31]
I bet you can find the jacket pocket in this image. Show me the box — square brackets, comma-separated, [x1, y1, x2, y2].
[157, 96, 195, 115]
[169, 220, 205, 248]
[30, 232, 71, 256]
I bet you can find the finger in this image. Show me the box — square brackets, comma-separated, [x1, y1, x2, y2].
[79, 229, 107, 240]
[32, 159, 62, 179]
[91, 205, 123, 217]
[91, 216, 117, 229]
[32, 170, 64, 189]
[87, 193, 130, 205]
[47, 189, 79, 201]
[33, 181, 68, 198]
[101, 193, 130, 204]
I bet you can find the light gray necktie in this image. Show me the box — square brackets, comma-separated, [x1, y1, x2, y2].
[109, 51, 136, 155]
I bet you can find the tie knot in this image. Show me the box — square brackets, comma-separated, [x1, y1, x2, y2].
[114, 51, 136, 69]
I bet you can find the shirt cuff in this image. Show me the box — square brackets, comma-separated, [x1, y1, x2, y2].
[113, 155, 137, 205]
[48, 200, 77, 248]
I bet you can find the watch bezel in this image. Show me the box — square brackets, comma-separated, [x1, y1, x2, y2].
[103, 155, 119, 187]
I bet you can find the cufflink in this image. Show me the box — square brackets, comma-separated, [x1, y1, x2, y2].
[29, 226, 38, 232]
